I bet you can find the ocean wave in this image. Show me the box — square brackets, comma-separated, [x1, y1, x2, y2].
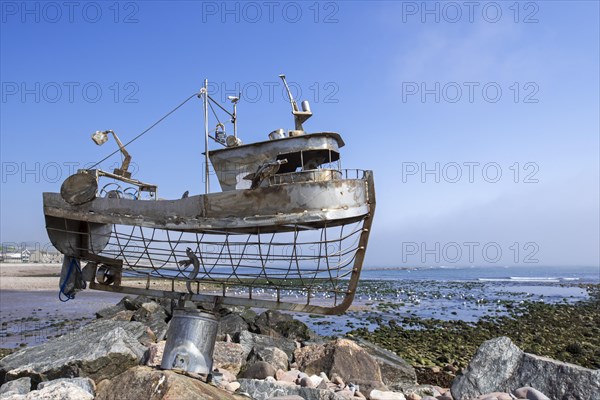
[478, 277, 578, 283]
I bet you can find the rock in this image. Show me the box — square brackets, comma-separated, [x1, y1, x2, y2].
[236, 330, 296, 361]
[309, 374, 323, 387]
[331, 373, 344, 386]
[108, 310, 135, 321]
[213, 342, 245, 376]
[437, 393, 453, 400]
[355, 391, 367, 399]
[300, 377, 315, 388]
[132, 302, 169, 341]
[406, 393, 421, 400]
[118, 295, 153, 311]
[95, 366, 240, 399]
[477, 392, 512, 400]
[0, 377, 31, 396]
[214, 368, 237, 384]
[369, 390, 406, 400]
[0, 320, 148, 385]
[241, 361, 276, 380]
[218, 314, 250, 341]
[320, 372, 330, 383]
[238, 378, 347, 400]
[352, 380, 388, 396]
[317, 380, 329, 390]
[248, 346, 289, 372]
[24, 380, 94, 400]
[295, 339, 384, 389]
[225, 381, 240, 392]
[401, 385, 442, 399]
[96, 304, 127, 319]
[513, 387, 550, 400]
[270, 396, 305, 400]
[335, 389, 355, 399]
[37, 377, 95, 396]
[145, 340, 166, 367]
[253, 310, 316, 341]
[351, 338, 417, 389]
[451, 337, 600, 400]
[277, 369, 301, 383]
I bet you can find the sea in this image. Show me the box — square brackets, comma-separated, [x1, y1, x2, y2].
[297, 265, 600, 336]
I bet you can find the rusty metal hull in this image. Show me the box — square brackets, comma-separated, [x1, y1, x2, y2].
[44, 177, 368, 234]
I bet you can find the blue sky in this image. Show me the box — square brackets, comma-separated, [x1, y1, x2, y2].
[1, 1, 598, 268]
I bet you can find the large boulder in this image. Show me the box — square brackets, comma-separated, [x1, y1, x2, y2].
[213, 342, 246, 376]
[95, 366, 242, 400]
[0, 320, 148, 386]
[254, 310, 316, 341]
[294, 339, 384, 386]
[248, 346, 289, 372]
[217, 314, 249, 341]
[240, 361, 277, 379]
[238, 378, 346, 400]
[0, 377, 31, 397]
[19, 379, 94, 400]
[352, 337, 417, 389]
[131, 301, 169, 341]
[37, 377, 95, 395]
[236, 330, 296, 361]
[451, 336, 600, 400]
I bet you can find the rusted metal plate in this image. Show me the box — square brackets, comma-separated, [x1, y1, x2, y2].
[44, 178, 368, 234]
[60, 172, 98, 205]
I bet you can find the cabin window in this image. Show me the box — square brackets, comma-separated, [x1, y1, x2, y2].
[276, 149, 340, 173]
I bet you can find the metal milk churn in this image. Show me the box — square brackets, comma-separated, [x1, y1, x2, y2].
[160, 308, 219, 374]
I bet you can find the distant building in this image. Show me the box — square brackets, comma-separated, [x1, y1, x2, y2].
[29, 249, 63, 263]
[1, 249, 30, 263]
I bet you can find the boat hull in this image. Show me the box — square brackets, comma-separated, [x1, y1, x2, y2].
[44, 174, 371, 234]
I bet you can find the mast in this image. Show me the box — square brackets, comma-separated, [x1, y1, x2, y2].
[203, 79, 210, 194]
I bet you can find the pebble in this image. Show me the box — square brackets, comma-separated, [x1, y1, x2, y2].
[513, 387, 550, 400]
[476, 392, 512, 400]
[214, 368, 236, 383]
[319, 371, 330, 382]
[276, 369, 300, 383]
[308, 375, 323, 387]
[369, 390, 407, 400]
[437, 393, 453, 400]
[406, 393, 422, 400]
[299, 377, 314, 388]
[225, 382, 240, 392]
[317, 380, 329, 390]
[336, 389, 356, 399]
[443, 364, 458, 373]
[331, 373, 345, 386]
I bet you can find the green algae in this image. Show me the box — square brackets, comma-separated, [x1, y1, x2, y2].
[350, 284, 600, 371]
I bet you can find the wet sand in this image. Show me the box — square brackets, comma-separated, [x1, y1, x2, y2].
[0, 263, 125, 348]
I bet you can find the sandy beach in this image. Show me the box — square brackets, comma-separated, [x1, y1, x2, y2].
[0, 263, 63, 291]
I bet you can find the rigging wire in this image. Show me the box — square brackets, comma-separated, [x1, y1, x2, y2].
[87, 92, 200, 170]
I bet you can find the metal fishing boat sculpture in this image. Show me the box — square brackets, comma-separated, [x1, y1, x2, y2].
[43, 75, 376, 319]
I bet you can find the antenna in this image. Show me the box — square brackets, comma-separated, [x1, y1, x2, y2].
[227, 93, 240, 139]
[279, 74, 299, 112]
[203, 79, 209, 194]
[278, 74, 312, 132]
